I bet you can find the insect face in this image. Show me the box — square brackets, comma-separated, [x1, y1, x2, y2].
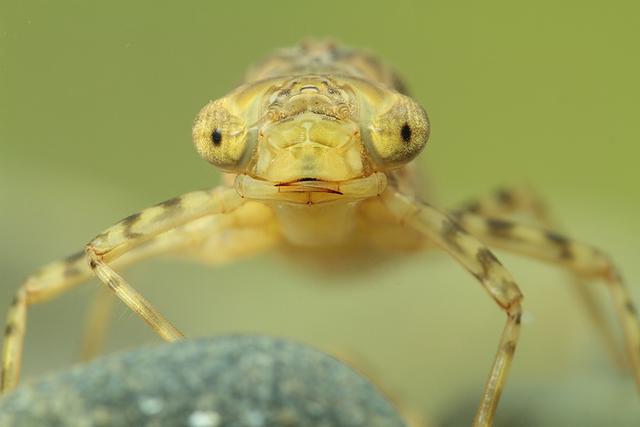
[254, 112, 363, 183]
[192, 75, 430, 184]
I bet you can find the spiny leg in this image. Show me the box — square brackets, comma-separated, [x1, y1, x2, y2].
[1, 187, 247, 393]
[79, 202, 279, 362]
[84, 187, 246, 343]
[453, 186, 624, 368]
[2, 234, 185, 393]
[382, 190, 523, 427]
[79, 212, 223, 359]
[3, 228, 209, 390]
[455, 212, 640, 389]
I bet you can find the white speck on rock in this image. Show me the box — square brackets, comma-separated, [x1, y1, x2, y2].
[188, 410, 221, 427]
[245, 409, 265, 427]
[138, 396, 164, 415]
[252, 352, 273, 368]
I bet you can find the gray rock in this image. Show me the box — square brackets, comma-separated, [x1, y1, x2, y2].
[0, 335, 408, 427]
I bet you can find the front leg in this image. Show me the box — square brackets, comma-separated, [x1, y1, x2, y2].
[381, 190, 523, 427]
[84, 187, 245, 340]
[1, 186, 246, 393]
[80, 200, 279, 362]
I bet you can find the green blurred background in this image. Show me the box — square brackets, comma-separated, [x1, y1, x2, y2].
[1, 1, 639, 425]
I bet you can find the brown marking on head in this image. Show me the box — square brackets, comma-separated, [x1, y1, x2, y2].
[486, 218, 515, 238]
[363, 53, 384, 74]
[546, 231, 572, 259]
[476, 248, 500, 280]
[391, 73, 410, 95]
[496, 188, 515, 207]
[464, 201, 482, 214]
[89, 260, 98, 269]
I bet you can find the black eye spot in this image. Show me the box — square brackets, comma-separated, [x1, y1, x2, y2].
[211, 129, 222, 146]
[400, 123, 412, 142]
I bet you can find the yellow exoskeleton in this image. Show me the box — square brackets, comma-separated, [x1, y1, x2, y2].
[2, 41, 639, 427]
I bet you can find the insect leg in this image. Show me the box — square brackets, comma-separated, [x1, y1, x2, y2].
[84, 188, 246, 342]
[79, 201, 278, 361]
[80, 286, 114, 362]
[453, 186, 624, 367]
[1, 240, 174, 392]
[1, 251, 92, 392]
[453, 185, 551, 225]
[1, 187, 247, 393]
[382, 190, 523, 427]
[455, 212, 640, 390]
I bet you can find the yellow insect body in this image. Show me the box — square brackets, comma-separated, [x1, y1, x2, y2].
[2, 41, 639, 427]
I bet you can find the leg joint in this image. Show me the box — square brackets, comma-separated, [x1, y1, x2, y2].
[505, 296, 523, 320]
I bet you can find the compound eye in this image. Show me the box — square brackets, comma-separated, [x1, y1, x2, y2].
[192, 99, 249, 171]
[365, 94, 430, 167]
[400, 122, 412, 143]
[211, 128, 223, 145]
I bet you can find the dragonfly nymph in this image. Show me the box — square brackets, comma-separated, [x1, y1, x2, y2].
[2, 41, 639, 427]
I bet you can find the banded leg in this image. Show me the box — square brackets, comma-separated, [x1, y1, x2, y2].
[2, 250, 117, 393]
[84, 187, 246, 343]
[381, 190, 523, 427]
[453, 185, 552, 226]
[2, 232, 216, 391]
[454, 186, 626, 368]
[79, 201, 279, 362]
[455, 212, 640, 389]
[1, 187, 250, 393]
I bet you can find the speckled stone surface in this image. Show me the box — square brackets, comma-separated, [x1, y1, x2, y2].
[0, 335, 408, 427]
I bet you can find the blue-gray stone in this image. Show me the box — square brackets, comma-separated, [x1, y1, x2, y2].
[0, 335, 408, 427]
